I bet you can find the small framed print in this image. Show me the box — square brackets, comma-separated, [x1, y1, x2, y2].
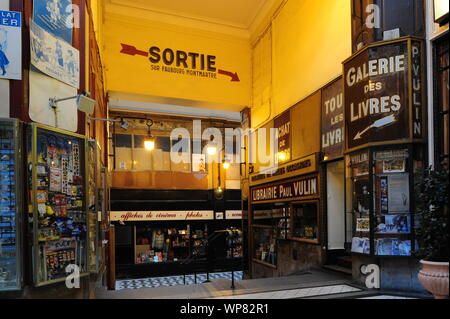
[37, 190, 48, 203]
[383, 159, 406, 173]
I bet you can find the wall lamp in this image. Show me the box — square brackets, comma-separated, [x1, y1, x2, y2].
[49, 91, 96, 115]
[144, 119, 155, 151]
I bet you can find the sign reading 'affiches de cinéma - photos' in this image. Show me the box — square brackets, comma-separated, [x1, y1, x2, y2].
[0, 10, 22, 80]
[344, 38, 424, 151]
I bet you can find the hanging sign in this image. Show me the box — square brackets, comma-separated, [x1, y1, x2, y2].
[321, 77, 344, 161]
[274, 110, 291, 161]
[30, 20, 80, 88]
[344, 38, 424, 152]
[120, 43, 240, 82]
[0, 10, 22, 80]
[110, 211, 214, 222]
[251, 175, 319, 203]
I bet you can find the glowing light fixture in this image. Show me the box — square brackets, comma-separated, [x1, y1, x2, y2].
[144, 137, 155, 151]
[434, 0, 449, 25]
[222, 160, 231, 170]
[144, 119, 155, 152]
[207, 144, 217, 156]
[277, 152, 287, 162]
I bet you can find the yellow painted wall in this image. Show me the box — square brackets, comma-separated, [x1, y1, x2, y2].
[102, 14, 251, 109]
[251, 0, 352, 128]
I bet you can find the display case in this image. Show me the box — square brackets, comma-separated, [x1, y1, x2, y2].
[0, 119, 23, 291]
[346, 145, 423, 257]
[225, 228, 243, 259]
[27, 124, 89, 286]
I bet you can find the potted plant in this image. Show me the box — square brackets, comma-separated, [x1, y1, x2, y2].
[415, 167, 449, 299]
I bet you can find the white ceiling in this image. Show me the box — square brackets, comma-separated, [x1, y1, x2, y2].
[108, 0, 273, 30]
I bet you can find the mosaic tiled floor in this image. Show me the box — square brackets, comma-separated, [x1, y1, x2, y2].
[116, 271, 244, 290]
[214, 285, 362, 299]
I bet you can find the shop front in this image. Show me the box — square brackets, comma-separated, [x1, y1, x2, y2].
[248, 155, 324, 278]
[343, 37, 427, 293]
[110, 203, 243, 279]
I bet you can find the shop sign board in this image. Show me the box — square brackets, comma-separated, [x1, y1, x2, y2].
[226, 210, 242, 220]
[343, 38, 424, 152]
[0, 10, 22, 80]
[30, 20, 80, 88]
[321, 77, 344, 161]
[249, 154, 317, 187]
[110, 211, 215, 222]
[274, 110, 291, 159]
[251, 175, 319, 203]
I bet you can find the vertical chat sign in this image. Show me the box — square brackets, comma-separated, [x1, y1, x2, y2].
[0, 10, 22, 80]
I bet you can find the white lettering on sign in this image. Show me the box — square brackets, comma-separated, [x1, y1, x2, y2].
[412, 44, 422, 137]
[110, 211, 214, 222]
[252, 186, 278, 201]
[252, 177, 319, 202]
[226, 211, 242, 220]
[346, 55, 405, 87]
[350, 95, 402, 122]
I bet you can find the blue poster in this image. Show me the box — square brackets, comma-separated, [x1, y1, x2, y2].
[0, 10, 22, 80]
[30, 20, 80, 88]
[32, 0, 73, 44]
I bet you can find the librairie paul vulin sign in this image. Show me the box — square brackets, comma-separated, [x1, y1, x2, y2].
[344, 38, 424, 151]
[120, 43, 240, 82]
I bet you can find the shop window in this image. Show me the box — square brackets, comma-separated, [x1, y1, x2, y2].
[252, 205, 290, 267]
[135, 225, 192, 264]
[253, 227, 277, 266]
[435, 36, 449, 167]
[290, 202, 319, 243]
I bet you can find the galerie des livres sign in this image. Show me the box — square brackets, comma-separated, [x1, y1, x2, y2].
[344, 38, 424, 151]
[321, 77, 344, 160]
[120, 43, 240, 82]
[251, 175, 319, 203]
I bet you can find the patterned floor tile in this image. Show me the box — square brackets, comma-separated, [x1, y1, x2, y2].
[116, 271, 244, 290]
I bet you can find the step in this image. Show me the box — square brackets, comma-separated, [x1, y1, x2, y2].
[322, 264, 353, 275]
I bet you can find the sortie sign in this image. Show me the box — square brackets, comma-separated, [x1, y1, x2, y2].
[120, 44, 240, 82]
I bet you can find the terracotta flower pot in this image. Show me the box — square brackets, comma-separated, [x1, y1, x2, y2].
[418, 260, 449, 299]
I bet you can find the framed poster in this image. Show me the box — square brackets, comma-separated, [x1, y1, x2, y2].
[192, 154, 206, 172]
[356, 218, 370, 232]
[383, 159, 406, 173]
[32, 0, 73, 44]
[0, 10, 22, 80]
[387, 174, 410, 212]
[30, 20, 80, 88]
[376, 214, 411, 234]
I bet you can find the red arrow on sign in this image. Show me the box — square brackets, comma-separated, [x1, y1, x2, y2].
[120, 43, 149, 57]
[218, 69, 240, 82]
